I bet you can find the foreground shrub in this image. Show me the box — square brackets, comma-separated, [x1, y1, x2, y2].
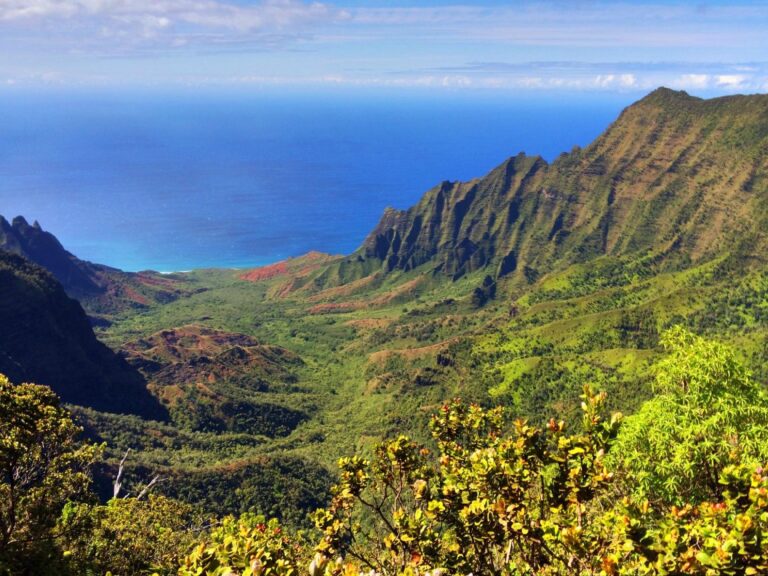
[610, 326, 768, 505]
[60, 494, 205, 575]
[313, 387, 622, 575]
[0, 374, 100, 574]
[178, 514, 306, 576]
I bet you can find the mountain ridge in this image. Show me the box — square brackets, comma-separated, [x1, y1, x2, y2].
[0, 215, 198, 318]
[323, 88, 768, 288]
[6, 87, 768, 539]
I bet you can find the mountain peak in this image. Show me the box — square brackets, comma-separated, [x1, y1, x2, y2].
[11, 215, 31, 229]
[643, 86, 694, 100]
[0, 214, 99, 297]
[626, 87, 702, 113]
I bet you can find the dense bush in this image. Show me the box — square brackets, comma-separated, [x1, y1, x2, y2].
[178, 514, 306, 576]
[610, 326, 768, 504]
[59, 495, 205, 575]
[0, 374, 100, 575]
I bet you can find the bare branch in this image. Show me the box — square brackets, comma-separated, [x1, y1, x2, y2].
[136, 475, 161, 500]
[113, 449, 130, 499]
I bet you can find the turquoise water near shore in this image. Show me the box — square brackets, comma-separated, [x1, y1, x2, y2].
[0, 89, 629, 271]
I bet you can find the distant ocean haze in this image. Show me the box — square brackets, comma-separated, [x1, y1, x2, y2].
[0, 88, 629, 272]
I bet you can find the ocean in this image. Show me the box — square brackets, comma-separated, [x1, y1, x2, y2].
[0, 88, 631, 272]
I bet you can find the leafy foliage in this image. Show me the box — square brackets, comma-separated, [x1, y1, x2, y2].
[634, 463, 768, 574]
[178, 514, 305, 576]
[59, 495, 205, 576]
[313, 388, 622, 575]
[610, 326, 768, 504]
[0, 374, 100, 574]
[8, 321, 768, 576]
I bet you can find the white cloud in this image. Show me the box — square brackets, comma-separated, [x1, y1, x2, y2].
[1, 1, 766, 92]
[593, 73, 638, 90]
[343, 3, 768, 50]
[620, 74, 637, 87]
[0, 0, 342, 46]
[716, 74, 748, 88]
[673, 74, 710, 90]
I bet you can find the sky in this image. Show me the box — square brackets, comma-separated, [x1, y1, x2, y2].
[0, 0, 767, 95]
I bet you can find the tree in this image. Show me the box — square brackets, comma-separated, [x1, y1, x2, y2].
[0, 374, 100, 574]
[59, 494, 205, 576]
[608, 326, 768, 504]
[313, 388, 622, 575]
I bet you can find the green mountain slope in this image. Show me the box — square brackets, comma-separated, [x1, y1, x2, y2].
[7, 87, 768, 527]
[348, 88, 768, 283]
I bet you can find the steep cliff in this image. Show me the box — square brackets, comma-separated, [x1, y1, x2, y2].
[0, 216, 195, 316]
[355, 89, 768, 282]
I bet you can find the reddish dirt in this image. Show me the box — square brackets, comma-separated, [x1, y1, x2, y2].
[370, 277, 424, 306]
[345, 318, 392, 330]
[240, 260, 290, 282]
[135, 272, 181, 288]
[307, 273, 381, 302]
[122, 285, 150, 306]
[240, 251, 337, 284]
[368, 338, 459, 365]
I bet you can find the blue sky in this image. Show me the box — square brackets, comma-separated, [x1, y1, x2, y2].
[1, 0, 767, 94]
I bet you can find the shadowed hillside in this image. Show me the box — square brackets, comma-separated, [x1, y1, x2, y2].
[0, 250, 166, 418]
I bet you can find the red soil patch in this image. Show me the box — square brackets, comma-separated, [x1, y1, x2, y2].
[370, 277, 424, 306]
[240, 260, 289, 282]
[345, 318, 392, 330]
[122, 285, 150, 306]
[240, 251, 337, 284]
[308, 276, 425, 314]
[307, 273, 381, 302]
[135, 272, 180, 288]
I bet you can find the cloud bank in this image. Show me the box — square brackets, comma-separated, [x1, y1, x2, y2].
[0, 1, 766, 92]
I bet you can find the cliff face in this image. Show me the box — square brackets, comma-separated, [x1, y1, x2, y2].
[357, 88, 768, 282]
[361, 154, 549, 278]
[0, 250, 166, 419]
[0, 215, 196, 316]
[0, 216, 103, 297]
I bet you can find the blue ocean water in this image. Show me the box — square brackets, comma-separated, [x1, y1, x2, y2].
[0, 89, 630, 271]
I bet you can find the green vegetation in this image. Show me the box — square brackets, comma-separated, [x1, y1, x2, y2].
[0, 374, 99, 574]
[3, 88, 768, 573]
[610, 326, 768, 504]
[4, 328, 768, 574]
[60, 495, 203, 575]
[156, 329, 768, 575]
[0, 250, 166, 419]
